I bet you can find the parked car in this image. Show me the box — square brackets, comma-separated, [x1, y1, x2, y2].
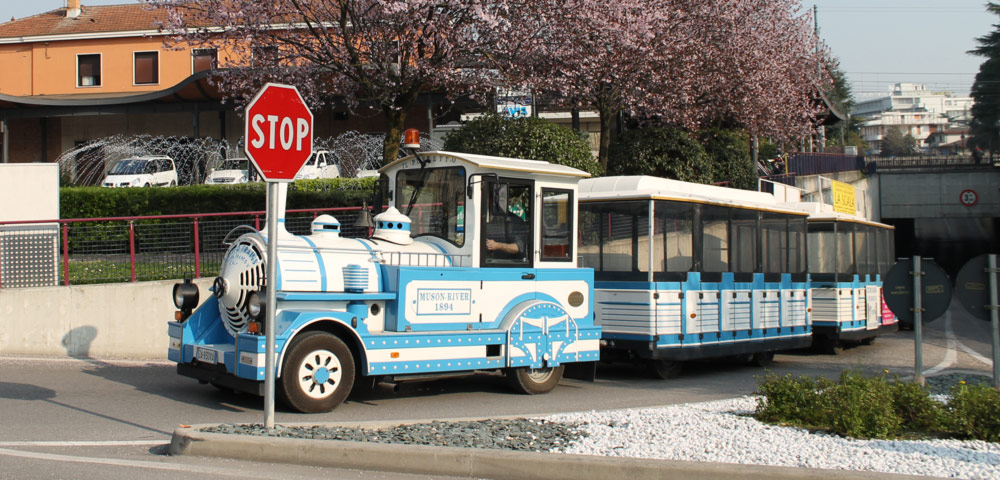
[294, 150, 341, 180]
[102, 156, 178, 187]
[204, 158, 254, 185]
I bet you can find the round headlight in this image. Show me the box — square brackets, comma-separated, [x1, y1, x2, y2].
[172, 281, 200, 311]
[247, 291, 265, 320]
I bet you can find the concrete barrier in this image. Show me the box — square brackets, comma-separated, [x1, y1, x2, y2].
[0, 278, 213, 359]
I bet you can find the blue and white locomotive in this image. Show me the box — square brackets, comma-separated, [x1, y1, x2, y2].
[169, 151, 599, 412]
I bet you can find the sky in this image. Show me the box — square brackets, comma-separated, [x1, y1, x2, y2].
[2, 0, 996, 99]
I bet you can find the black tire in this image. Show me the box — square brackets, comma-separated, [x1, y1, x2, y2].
[750, 351, 775, 367]
[169, 180, 176, 187]
[860, 336, 876, 346]
[814, 336, 839, 355]
[648, 359, 683, 379]
[506, 365, 564, 394]
[278, 332, 355, 413]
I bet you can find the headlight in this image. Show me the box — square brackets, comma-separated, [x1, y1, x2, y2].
[247, 290, 265, 320]
[172, 279, 200, 311]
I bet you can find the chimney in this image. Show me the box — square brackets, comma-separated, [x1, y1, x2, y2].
[67, 0, 81, 18]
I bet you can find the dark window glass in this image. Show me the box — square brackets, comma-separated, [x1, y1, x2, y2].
[481, 180, 533, 267]
[730, 208, 758, 273]
[653, 200, 693, 272]
[578, 201, 647, 274]
[78, 54, 101, 87]
[540, 189, 573, 261]
[134, 52, 159, 84]
[395, 166, 466, 247]
[702, 205, 730, 272]
[192, 48, 217, 73]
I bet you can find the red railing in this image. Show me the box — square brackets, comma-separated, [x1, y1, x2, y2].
[0, 206, 370, 288]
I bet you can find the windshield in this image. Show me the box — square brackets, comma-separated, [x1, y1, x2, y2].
[395, 166, 466, 246]
[109, 159, 148, 175]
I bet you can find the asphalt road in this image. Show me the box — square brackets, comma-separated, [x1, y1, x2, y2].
[1, 303, 995, 479]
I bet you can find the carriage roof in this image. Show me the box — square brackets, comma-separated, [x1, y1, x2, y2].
[382, 151, 592, 179]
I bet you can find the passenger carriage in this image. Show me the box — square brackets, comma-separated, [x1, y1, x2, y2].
[169, 151, 600, 412]
[577, 176, 812, 378]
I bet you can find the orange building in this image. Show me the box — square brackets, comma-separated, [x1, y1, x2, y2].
[0, 1, 442, 173]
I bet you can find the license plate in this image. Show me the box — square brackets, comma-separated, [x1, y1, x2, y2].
[195, 347, 218, 364]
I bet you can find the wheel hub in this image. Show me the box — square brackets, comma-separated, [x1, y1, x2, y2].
[297, 350, 343, 399]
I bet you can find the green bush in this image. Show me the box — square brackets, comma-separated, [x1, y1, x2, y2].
[755, 373, 834, 427]
[947, 382, 1000, 442]
[607, 126, 713, 184]
[443, 112, 602, 177]
[698, 128, 757, 190]
[825, 370, 902, 438]
[754, 369, 961, 440]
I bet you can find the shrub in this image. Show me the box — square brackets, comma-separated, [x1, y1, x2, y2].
[697, 128, 757, 190]
[607, 126, 713, 184]
[443, 112, 601, 177]
[947, 382, 1000, 442]
[755, 373, 833, 427]
[824, 370, 902, 438]
[891, 380, 945, 432]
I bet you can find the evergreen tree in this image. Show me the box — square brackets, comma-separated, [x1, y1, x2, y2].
[969, 2, 1000, 155]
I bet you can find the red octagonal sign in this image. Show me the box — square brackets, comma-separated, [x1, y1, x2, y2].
[244, 83, 313, 181]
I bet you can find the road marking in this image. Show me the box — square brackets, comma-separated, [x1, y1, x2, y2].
[0, 440, 165, 447]
[0, 446, 304, 478]
[924, 312, 958, 376]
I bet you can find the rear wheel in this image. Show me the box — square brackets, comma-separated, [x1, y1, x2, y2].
[278, 332, 355, 413]
[860, 336, 876, 346]
[506, 365, 564, 394]
[648, 359, 683, 379]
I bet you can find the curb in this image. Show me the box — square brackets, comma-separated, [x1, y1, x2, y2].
[170, 425, 932, 480]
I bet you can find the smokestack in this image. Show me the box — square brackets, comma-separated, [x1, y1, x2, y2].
[67, 0, 81, 18]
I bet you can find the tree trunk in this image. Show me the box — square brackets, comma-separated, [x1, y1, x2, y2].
[382, 107, 406, 168]
[598, 108, 614, 172]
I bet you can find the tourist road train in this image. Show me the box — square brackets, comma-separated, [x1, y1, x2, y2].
[169, 149, 895, 412]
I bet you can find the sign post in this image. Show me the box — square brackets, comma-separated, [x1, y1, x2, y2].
[884, 257, 952, 386]
[955, 254, 1000, 389]
[244, 83, 314, 428]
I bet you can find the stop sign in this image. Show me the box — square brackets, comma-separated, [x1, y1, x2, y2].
[244, 83, 313, 181]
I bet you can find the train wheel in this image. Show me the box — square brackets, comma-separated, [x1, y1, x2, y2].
[278, 332, 355, 413]
[750, 351, 775, 367]
[814, 336, 839, 355]
[506, 365, 564, 395]
[648, 359, 683, 379]
[860, 336, 876, 346]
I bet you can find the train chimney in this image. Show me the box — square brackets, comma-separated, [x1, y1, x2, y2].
[67, 0, 82, 18]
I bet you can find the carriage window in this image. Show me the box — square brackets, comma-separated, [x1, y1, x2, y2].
[808, 221, 836, 274]
[578, 201, 647, 275]
[730, 208, 757, 273]
[788, 217, 807, 274]
[702, 205, 730, 272]
[540, 189, 572, 261]
[761, 213, 787, 273]
[395, 166, 466, 246]
[654, 201, 693, 272]
[837, 222, 856, 274]
[855, 224, 873, 276]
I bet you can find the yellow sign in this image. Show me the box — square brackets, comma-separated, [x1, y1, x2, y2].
[831, 180, 856, 214]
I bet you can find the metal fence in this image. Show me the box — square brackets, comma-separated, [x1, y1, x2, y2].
[0, 206, 370, 288]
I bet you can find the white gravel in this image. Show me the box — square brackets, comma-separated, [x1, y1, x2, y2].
[542, 397, 1000, 480]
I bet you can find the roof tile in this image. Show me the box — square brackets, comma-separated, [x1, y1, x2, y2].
[0, 4, 168, 39]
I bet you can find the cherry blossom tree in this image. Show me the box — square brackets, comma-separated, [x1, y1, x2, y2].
[493, 0, 827, 170]
[146, 0, 517, 166]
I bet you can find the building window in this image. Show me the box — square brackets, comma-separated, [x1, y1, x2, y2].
[192, 48, 217, 73]
[77, 54, 101, 87]
[134, 51, 159, 85]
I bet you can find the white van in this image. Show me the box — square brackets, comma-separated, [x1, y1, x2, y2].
[294, 150, 341, 180]
[102, 156, 178, 187]
[204, 158, 254, 185]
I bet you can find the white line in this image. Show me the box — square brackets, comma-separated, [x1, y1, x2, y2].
[924, 312, 958, 376]
[0, 447, 297, 478]
[0, 440, 165, 447]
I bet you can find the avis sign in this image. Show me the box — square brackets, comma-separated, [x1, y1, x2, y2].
[244, 83, 313, 182]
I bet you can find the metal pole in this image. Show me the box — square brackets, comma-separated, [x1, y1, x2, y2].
[988, 254, 999, 389]
[913, 256, 924, 386]
[264, 181, 279, 428]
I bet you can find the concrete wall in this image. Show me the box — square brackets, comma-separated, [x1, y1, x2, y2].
[878, 170, 1000, 219]
[0, 278, 212, 359]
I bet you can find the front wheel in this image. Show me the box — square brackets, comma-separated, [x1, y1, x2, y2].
[648, 359, 683, 379]
[278, 332, 355, 413]
[506, 365, 564, 395]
